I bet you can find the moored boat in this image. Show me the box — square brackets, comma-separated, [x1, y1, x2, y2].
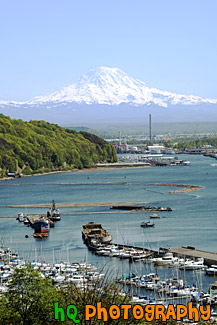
[154, 252, 177, 266]
[206, 265, 217, 275]
[47, 200, 61, 221]
[17, 212, 25, 222]
[140, 221, 155, 228]
[150, 214, 160, 219]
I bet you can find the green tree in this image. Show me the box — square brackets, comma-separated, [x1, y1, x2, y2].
[0, 265, 59, 325]
[0, 114, 118, 176]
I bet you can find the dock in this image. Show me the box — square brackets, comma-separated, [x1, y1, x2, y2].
[114, 243, 157, 256]
[115, 245, 217, 266]
[92, 242, 217, 266]
[171, 247, 217, 267]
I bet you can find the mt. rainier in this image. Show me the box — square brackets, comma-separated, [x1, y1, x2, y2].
[1, 67, 217, 124]
[29, 67, 217, 107]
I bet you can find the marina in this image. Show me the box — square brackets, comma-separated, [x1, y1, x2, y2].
[1, 243, 217, 324]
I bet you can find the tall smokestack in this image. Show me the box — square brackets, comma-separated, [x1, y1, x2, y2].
[149, 114, 152, 143]
[119, 131, 122, 146]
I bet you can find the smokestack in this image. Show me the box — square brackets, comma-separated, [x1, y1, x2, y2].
[119, 131, 122, 146]
[149, 114, 152, 143]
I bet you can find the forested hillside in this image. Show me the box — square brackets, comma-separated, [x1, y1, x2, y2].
[0, 114, 117, 177]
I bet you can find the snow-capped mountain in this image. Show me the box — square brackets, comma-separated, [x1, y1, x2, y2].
[27, 67, 217, 107]
[0, 67, 217, 124]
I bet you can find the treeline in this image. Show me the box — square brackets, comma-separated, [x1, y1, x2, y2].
[164, 138, 217, 150]
[0, 114, 117, 177]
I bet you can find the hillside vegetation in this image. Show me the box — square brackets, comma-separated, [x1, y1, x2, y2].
[0, 114, 117, 177]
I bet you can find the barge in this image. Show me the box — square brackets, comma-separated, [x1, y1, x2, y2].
[82, 222, 112, 245]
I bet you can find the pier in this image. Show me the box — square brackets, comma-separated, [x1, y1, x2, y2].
[171, 247, 217, 267]
[90, 241, 217, 266]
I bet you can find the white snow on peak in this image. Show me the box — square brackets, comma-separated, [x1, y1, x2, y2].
[6, 67, 217, 107]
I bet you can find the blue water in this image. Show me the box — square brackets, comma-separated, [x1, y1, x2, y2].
[0, 154, 216, 291]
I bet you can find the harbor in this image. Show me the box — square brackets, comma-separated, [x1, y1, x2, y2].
[1, 153, 217, 322]
[0, 154, 216, 258]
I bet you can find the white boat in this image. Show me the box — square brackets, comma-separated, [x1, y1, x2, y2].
[179, 258, 207, 270]
[130, 251, 150, 261]
[206, 265, 217, 275]
[154, 252, 178, 266]
[149, 213, 160, 219]
[168, 258, 185, 267]
[119, 250, 134, 259]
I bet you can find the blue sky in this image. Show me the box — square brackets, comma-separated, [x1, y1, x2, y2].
[0, 0, 217, 101]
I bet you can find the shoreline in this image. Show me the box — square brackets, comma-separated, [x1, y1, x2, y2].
[0, 165, 151, 181]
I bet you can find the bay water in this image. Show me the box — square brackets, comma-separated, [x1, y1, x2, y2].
[0, 154, 216, 292]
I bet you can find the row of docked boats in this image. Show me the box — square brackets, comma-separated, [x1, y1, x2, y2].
[119, 273, 193, 296]
[0, 246, 105, 294]
[150, 251, 211, 271]
[82, 222, 153, 261]
[95, 245, 152, 261]
[120, 271, 217, 313]
[30, 261, 104, 287]
[81, 223, 215, 272]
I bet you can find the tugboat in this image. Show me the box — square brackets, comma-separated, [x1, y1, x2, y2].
[17, 212, 25, 222]
[47, 200, 61, 221]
